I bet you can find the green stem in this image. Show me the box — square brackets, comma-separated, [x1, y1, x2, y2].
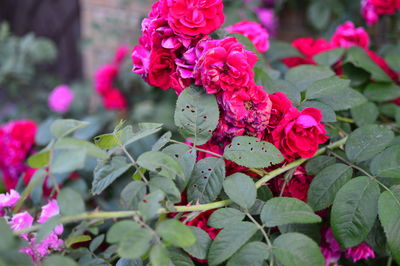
[169, 140, 223, 158]
[336, 115, 355, 124]
[15, 137, 348, 235]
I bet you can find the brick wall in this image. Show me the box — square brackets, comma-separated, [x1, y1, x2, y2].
[80, 0, 151, 78]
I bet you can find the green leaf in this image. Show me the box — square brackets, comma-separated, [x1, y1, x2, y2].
[174, 86, 219, 145]
[299, 101, 336, 122]
[364, 82, 400, 102]
[285, 65, 335, 92]
[224, 136, 283, 168]
[278, 223, 321, 244]
[120, 181, 146, 209]
[345, 125, 394, 163]
[0, 220, 17, 251]
[262, 78, 301, 105]
[92, 156, 131, 195]
[51, 148, 86, 174]
[187, 157, 225, 204]
[308, 163, 353, 211]
[351, 102, 379, 126]
[167, 247, 195, 266]
[138, 190, 165, 221]
[50, 119, 89, 138]
[378, 186, 400, 263]
[183, 227, 211, 260]
[318, 87, 366, 111]
[55, 138, 108, 160]
[265, 40, 302, 62]
[118, 227, 153, 259]
[107, 221, 141, 244]
[273, 233, 324, 266]
[306, 76, 350, 100]
[149, 176, 181, 203]
[331, 176, 380, 248]
[314, 48, 345, 66]
[346, 46, 392, 82]
[150, 244, 170, 266]
[223, 173, 256, 209]
[307, 0, 330, 30]
[137, 151, 184, 180]
[89, 234, 104, 252]
[208, 208, 246, 229]
[208, 222, 258, 265]
[65, 235, 91, 248]
[42, 255, 78, 266]
[156, 219, 195, 248]
[260, 197, 321, 227]
[163, 144, 196, 191]
[119, 123, 163, 147]
[305, 155, 336, 175]
[152, 131, 172, 151]
[58, 188, 85, 216]
[27, 149, 50, 169]
[370, 145, 400, 178]
[226, 241, 269, 266]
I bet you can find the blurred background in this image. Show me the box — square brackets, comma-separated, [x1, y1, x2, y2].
[0, 0, 368, 129]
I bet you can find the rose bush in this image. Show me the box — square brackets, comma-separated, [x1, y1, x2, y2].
[1, 0, 400, 266]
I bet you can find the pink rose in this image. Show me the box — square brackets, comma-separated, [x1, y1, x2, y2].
[345, 242, 375, 262]
[37, 200, 60, 223]
[331, 21, 370, 49]
[132, 45, 150, 79]
[361, 0, 379, 25]
[371, 0, 400, 15]
[148, 48, 177, 90]
[255, 8, 278, 36]
[0, 189, 20, 209]
[94, 64, 118, 95]
[272, 105, 328, 160]
[165, 0, 224, 36]
[48, 85, 74, 113]
[9, 211, 34, 231]
[220, 83, 272, 133]
[226, 21, 270, 53]
[194, 37, 258, 94]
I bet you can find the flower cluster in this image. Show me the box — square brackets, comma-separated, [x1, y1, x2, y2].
[361, 0, 400, 25]
[94, 45, 129, 110]
[0, 190, 63, 264]
[133, 0, 328, 162]
[0, 120, 37, 190]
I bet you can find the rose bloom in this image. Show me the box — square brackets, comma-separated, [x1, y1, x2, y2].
[48, 85, 74, 113]
[370, 0, 400, 15]
[220, 83, 272, 133]
[164, 0, 224, 36]
[255, 8, 278, 36]
[331, 21, 370, 49]
[282, 38, 335, 68]
[132, 45, 150, 79]
[366, 49, 399, 82]
[94, 64, 118, 95]
[102, 89, 127, 110]
[113, 45, 129, 64]
[271, 105, 329, 160]
[226, 21, 270, 53]
[194, 37, 258, 94]
[148, 48, 177, 90]
[362, 0, 380, 25]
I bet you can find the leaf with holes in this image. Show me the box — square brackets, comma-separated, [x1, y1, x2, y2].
[137, 151, 184, 180]
[224, 136, 283, 168]
[187, 157, 225, 204]
[174, 86, 219, 145]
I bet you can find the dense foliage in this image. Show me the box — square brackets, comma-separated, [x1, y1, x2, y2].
[1, 0, 400, 265]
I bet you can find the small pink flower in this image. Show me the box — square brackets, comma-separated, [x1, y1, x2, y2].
[0, 189, 20, 208]
[48, 85, 74, 113]
[255, 8, 278, 36]
[320, 228, 342, 266]
[113, 45, 129, 64]
[226, 21, 270, 53]
[345, 242, 375, 262]
[9, 211, 34, 231]
[361, 0, 379, 26]
[37, 200, 60, 224]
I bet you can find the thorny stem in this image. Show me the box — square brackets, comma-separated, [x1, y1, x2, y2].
[15, 137, 348, 235]
[169, 139, 223, 158]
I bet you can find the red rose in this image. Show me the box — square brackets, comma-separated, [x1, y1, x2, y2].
[148, 48, 177, 90]
[272, 106, 329, 160]
[102, 89, 127, 110]
[268, 92, 293, 128]
[194, 37, 258, 94]
[282, 38, 334, 68]
[331, 21, 370, 49]
[94, 64, 118, 95]
[371, 0, 400, 15]
[366, 49, 399, 82]
[165, 0, 224, 37]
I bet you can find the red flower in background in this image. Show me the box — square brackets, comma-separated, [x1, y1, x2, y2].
[331, 21, 370, 49]
[102, 89, 127, 110]
[0, 120, 37, 191]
